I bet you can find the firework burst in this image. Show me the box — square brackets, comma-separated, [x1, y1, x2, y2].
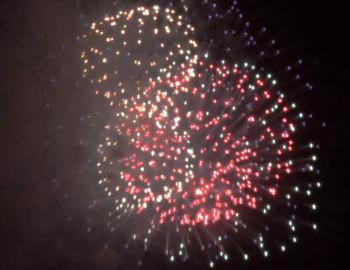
[81, 5, 197, 107]
[82, 2, 320, 267]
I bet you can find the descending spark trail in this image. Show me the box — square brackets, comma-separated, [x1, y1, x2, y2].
[81, 2, 320, 267]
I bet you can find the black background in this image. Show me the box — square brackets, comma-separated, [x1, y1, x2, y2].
[1, 0, 349, 269]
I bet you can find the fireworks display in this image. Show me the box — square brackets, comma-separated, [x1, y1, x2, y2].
[81, 2, 320, 267]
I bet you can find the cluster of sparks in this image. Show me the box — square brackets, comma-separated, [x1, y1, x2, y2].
[81, 5, 197, 107]
[81, 3, 320, 267]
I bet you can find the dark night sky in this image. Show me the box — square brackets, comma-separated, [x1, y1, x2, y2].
[1, 0, 349, 269]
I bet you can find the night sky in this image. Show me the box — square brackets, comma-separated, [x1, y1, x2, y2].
[1, 0, 349, 269]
